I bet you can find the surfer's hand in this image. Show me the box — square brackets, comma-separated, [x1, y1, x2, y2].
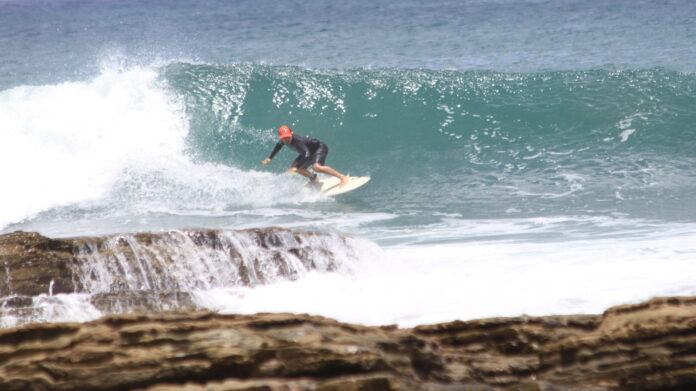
[262, 158, 271, 165]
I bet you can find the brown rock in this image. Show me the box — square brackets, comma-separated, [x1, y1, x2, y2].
[2, 297, 696, 390]
[90, 291, 197, 313]
[4, 230, 696, 390]
[0, 229, 350, 297]
[0, 231, 78, 297]
[0, 229, 356, 324]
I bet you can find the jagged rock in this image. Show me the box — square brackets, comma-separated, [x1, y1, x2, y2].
[0, 229, 350, 297]
[0, 231, 78, 297]
[90, 291, 197, 313]
[0, 229, 360, 324]
[4, 230, 696, 389]
[2, 296, 696, 390]
[412, 313, 602, 387]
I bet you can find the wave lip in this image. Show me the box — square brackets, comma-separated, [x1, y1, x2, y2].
[0, 65, 188, 230]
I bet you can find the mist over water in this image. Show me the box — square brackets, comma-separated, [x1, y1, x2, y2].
[2, 0, 696, 326]
[0, 66, 185, 228]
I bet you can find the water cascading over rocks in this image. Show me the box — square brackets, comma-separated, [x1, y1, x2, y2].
[0, 228, 372, 328]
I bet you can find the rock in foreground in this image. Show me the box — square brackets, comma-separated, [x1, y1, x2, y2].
[0, 229, 368, 327]
[2, 296, 696, 390]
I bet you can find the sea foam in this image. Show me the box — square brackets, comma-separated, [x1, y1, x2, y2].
[0, 63, 322, 232]
[0, 64, 187, 229]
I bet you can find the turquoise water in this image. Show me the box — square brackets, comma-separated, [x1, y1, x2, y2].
[2, 0, 696, 325]
[168, 64, 696, 221]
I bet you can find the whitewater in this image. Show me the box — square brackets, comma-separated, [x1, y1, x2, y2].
[2, 0, 696, 328]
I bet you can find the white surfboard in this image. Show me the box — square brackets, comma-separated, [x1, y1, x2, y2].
[314, 176, 371, 196]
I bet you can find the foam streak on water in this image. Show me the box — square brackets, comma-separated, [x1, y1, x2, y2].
[201, 220, 696, 327]
[0, 294, 101, 329]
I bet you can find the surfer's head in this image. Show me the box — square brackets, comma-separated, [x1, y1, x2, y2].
[278, 125, 293, 143]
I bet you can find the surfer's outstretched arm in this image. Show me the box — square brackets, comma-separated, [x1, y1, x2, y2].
[262, 140, 285, 165]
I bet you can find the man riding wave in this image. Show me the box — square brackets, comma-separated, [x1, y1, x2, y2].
[262, 125, 349, 188]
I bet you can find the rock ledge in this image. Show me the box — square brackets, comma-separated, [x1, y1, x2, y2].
[2, 296, 696, 390]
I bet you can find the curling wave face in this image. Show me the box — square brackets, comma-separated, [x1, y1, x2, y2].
[2, 63, 696, 235]
[166, 63, 696, 221]
[0, 64, 327, 234]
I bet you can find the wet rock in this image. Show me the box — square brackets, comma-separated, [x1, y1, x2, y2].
[90, 291, 197, 313]
[0, 231, 78, 297]
[4, 230, 696, 389]
[0, 296, 33, 308]
[0, 229, 358, 326]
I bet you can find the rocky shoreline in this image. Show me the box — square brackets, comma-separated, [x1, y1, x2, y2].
[2, 230, 696, 390]
[0, 229, 363, 327]
[1, 297, 696, 390]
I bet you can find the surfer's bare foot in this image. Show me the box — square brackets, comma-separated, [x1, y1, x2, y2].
[339, 175, 349, 187]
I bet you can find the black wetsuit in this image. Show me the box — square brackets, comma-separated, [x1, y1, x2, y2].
[268, 134, 329, 169]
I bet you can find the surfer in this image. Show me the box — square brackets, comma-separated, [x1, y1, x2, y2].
[262, 125, 349, 188]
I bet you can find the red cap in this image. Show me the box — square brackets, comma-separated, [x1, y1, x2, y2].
[278, 125, 293, 139]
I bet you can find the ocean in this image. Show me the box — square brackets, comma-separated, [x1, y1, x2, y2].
[2, 0, 696, 327]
